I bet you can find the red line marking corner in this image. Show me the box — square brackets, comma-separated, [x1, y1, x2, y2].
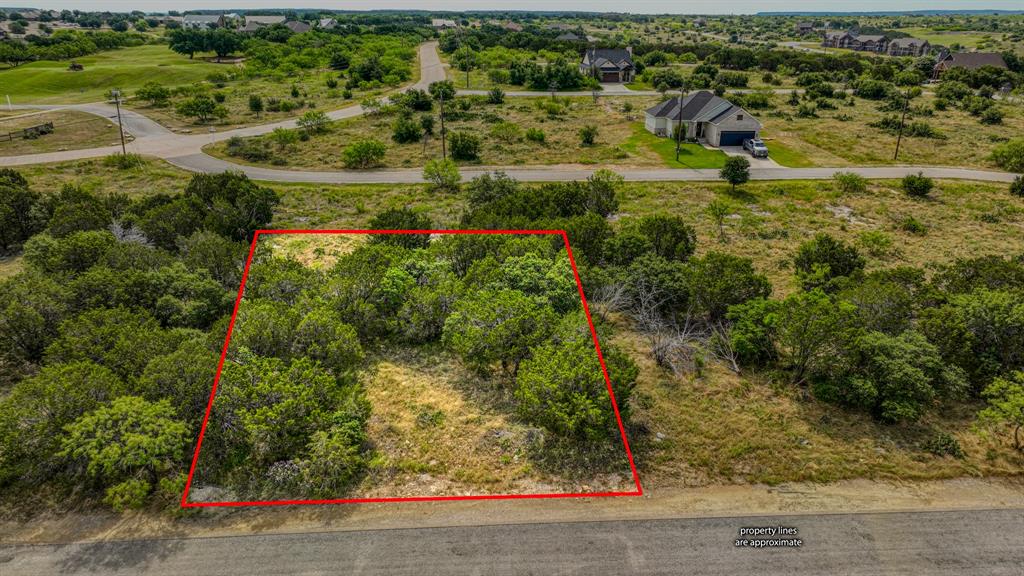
[181, 229, 643, 508]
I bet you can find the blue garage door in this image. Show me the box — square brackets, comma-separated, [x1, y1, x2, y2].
[719, 131, 756, 146]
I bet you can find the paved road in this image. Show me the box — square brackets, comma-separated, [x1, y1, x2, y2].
[2, 509, 1021, 575]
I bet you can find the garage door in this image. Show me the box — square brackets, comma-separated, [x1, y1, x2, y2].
[601, 72, 620, 82]
[719, 131, 756, 146]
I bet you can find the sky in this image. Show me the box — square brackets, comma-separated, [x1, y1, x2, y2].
[11, 1, 1024, 15]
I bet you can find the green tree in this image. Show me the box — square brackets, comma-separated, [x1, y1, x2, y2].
[687, 251, 771, 320]
[516, 340, 638, 441]
[422, 158, 461, 192]
[368, 207, 433, 248]
[136, 82, 170, 107]
[451, 46, 479, 88]
[139, 338, 219, 427]
[901, 172, 934, 198]
[248, 94, 264, 117]
[719, 155, 750, 191]
[443, 288, 556, 375]
[297, 110, 329, 135]
[168, 28, 204, 59]
[980, 372, 1024, 451]
[1010, 175, 1024, 198]
[176, 95, 227, 123]
[629, 214, 697, 262]
[391, 112, 423, 143]
[183, 172, 279, 242]
[775, 289, 857, 384]
[793, 233, 866, 292]
[342, 139, 387, 169]
[229, 299, 299, 359]
[989, 138, 1024, 173]
[60, 396, 189, 509]
[291, 308, 365, 376]
[0, 270, 71, 364]
[814, 330, 966, 423]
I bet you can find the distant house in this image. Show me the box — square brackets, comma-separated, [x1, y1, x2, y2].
[556, 32, 582, 42]
[888, 37, 930, 57]
[504, 22, 523, 32]
[795, 22, 815, 35]
[182, 14, 224, 30]
[318, 18, 337, 29]
[244, 15, 285, 27]
[644, 90, 762, 147]
[694, 18, 707, 28]
[850, 34, 889, 53]
[933, 52, 1009, 77]
[285, 20, 311, 34]
[431, 18, 458, 30]
[580, 47, 635, 83]
[822, 30, 855, 49]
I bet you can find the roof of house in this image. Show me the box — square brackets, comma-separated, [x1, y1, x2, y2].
[854, 34, 887, 43]
[319, 18, 337, 28]
[939, 52, 1008, 70]
[797, 22, 814, 28]
[504, 22, 523, 31]
[245, 15, 285, 24]
[183, 14, 223, 23]
[556, 32, 580, 41]
[285, 20, 310, 33]
[646, 90, 756, 126]
[890, 37, 928, 47]
[431, 18, 457, 27]
[582, 48, 634, 70]
[824, 30, 850, 39]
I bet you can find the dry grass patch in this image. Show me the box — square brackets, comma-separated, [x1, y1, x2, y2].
[0, 110, 121, 156]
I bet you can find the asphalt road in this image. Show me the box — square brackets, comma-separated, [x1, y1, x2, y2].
[2, 509, 1022, 575]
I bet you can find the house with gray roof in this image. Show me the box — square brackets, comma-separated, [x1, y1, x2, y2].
[580, 47, 635, 83]
[244, 15, 285, 27]
[285, 20, 311, 33]
[888, 37, 930, 57]
[182, 14, 224, 30]
[644, 91, 762, 147]
[933, 51, 1008, 77]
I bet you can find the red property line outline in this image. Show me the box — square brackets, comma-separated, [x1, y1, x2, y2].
[181, 229, 643, 508]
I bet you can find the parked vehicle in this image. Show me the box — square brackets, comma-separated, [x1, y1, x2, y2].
[743, 138, 769, 158]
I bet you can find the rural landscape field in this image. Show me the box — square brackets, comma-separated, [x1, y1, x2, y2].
[1, 5, 1023, 574]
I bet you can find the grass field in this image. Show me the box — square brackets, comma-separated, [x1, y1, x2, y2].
[0, 45, 226, 104]
[760, 94, 1024, 169]
[8, 158, 1024, 487]
[206, 96, 676, 169]
[620, 124, 728, 169]
[899, 27, 995, 50]
[0, 110, 122, 156]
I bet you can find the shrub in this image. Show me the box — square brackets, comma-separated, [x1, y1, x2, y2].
[136, 81, 170, 106]
[922, 432, 965, 459]
[796, 102, 817, 118]
[296, 110, 328, 134]
[857, 230, 895, 259]
[448, 131, 481, 161]
[1011, 176, 1024, 198]
[342, 139, 387, 169]
[579, 125, 598, 146]
[391, 113, 423, 143]
[833, 171, 867, 194]
[248, 94, 263, 116]
[102, 153, 144, 170]
[212, 92, 226, 103]
[525, 127, 546, 143]
[487, 87, 505, 104]
[326, 76, 338, 89]
[901, 172, 934, 198]
[980, 108, 1003, 125]
[367, 208, 432, 248]
[897, 215, 928, 235]
[990, 139, 1024, 173]
[422, 158, 461, 192]
[490, 121, 522, 143]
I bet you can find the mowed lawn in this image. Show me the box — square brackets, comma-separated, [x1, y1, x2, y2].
[0, 45, 225, 104]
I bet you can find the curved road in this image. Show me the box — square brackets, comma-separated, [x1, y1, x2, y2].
[2, 508, 1022, 575]
[1, 42, 1019, 184]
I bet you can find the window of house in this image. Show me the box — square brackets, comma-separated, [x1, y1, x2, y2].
[737, 114, 744, 121]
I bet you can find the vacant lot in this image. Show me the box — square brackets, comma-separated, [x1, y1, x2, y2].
[10, 159, 1024, 488]
[0, 110, 121, 155]
[205, 95, 738, 169]
[760, 94, 1024, 169]
[0, 45, 225, 104]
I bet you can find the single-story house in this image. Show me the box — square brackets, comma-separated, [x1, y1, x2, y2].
[933, 51, 1008, 76]
[244, 15, 285, 27]
[285, 20, 311, 34]
[318, 18, 337, 29]
[431, 18, 458, 30]
[182, 14, 224, 30]
[580, 47, 635, 83]
[644, 90, 762, 147]
[887, 37, 930, 57]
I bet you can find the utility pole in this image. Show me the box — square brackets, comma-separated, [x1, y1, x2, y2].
[675, 85, 687, 162]
[893, 89, 910, 161]
[438, 90, 447, 160]
[549, 80, 557, 100]
[110, 88, 127, 155]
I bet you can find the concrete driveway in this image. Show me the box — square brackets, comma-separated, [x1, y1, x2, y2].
[718, 145, 781, 167]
